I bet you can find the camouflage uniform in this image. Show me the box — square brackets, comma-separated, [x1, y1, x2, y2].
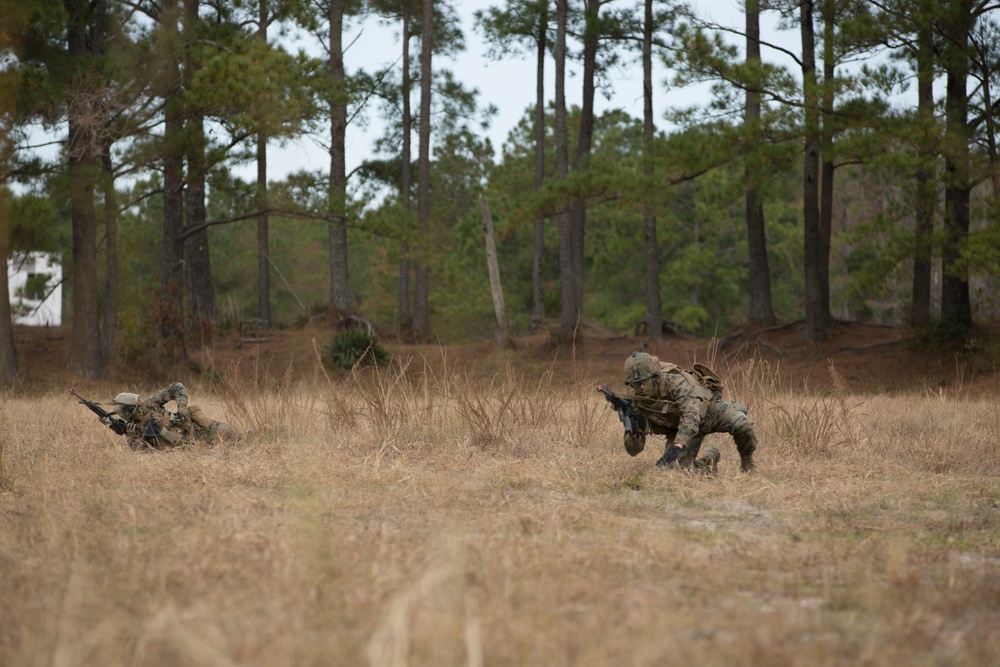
[622, 352, 757, 471]
[111, 382, 239, 450]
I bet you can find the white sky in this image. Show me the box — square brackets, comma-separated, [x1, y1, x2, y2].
[262, 0, 756, 183]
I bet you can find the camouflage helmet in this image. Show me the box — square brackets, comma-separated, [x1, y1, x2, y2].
[112, 392, 141, 406]
[624, 352, 660, 385]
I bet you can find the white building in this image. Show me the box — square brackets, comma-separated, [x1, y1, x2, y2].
[7, 252, 62, 326]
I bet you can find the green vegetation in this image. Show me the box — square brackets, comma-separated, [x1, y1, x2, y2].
[323, 329, 390, 370]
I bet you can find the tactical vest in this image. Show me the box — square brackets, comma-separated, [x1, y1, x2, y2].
[659, 361, 723, 400]
[625, 361, 724, 435]
[131, 406, 183, 446]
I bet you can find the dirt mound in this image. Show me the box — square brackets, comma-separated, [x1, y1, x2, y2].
[11, 319, 1000, 396]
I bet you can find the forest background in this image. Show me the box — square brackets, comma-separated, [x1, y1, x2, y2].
[2, 0, 1000, 383]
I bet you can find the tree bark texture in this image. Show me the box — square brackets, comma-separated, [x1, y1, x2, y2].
[255, 0, 270, 327]
[643, 0, 663, 339]
[939, 0, 973, 337]
[328, 0, 350, 313]
[744, 0, 775, 327]
[399, 6, 413, 334]
[569, 0, 602, 316]
[911, 8, 935, 327]
[413, 0, 433, 339]
[101, 146, 119, 365]
[66, 0, 104, 378]
[818, 0, 834, 332]
[530, 1, 548, 332]
[185, 117, 214, 325]
[157, 0, 186, 359]
[800, 0, 825, 341]
[480, 195, 511, 346]
[555, 0, 575, 339]
[183, 0, 214, 329]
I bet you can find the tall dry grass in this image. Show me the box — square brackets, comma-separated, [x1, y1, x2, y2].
[1, 356, 998, 667]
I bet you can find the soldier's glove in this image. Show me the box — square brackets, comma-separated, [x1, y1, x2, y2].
[100, 416, 111, 425]
[656, 445, 682, 467]
[623, 432, 646, 456]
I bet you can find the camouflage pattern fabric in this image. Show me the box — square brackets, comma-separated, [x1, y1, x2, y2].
[117, 382, 238, 450]
[143, 382, 190, 410]
[628, 363, 757, 467]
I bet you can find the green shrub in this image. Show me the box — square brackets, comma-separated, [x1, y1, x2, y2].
[323, 329, 390, 370]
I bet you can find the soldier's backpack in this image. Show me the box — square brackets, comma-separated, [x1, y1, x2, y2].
[657, 360, 724, 398]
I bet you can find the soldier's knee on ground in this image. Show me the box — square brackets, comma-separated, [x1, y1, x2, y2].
[734, 430, 757, 472]
[624, 432, 646, 456]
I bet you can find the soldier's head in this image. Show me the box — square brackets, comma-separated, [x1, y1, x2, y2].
[624, 352, 660, 396]
[113, 392, 141, 419]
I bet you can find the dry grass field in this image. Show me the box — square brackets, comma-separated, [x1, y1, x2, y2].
[2, 336, 999, 666]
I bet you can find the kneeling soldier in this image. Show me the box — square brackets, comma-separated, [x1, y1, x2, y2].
[619, 352, 758, 472]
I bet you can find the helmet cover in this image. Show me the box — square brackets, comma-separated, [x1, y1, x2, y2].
[112, 392, 141, 405]
[624, 352, 660, 385]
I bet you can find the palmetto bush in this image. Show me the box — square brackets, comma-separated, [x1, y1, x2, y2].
[323, 329, 390, 370]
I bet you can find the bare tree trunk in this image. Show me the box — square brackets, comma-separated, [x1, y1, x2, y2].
[413, 0, 433, 339]
[329, 0, 350, 313]
[184, 0, 214, 330]
[529, 2, 548, 332]
[399, 7, 413, 335]
[744, 0, 775, 327]
[66, 0, 104, 378]
[800, 0, 825, 341]
[256, 0, 270, 328]
[570, 0, 601, 318]
[555, 0, 575, 340]
[101, 146, 118, 365]
[940, 0, 973, 338]
[480, 195, 511, 346]
[911, 9, 934, 328]
[185, 120, 213, 323]
[96, 0, 117, 368]
[159, 0, 186, 359]
[818, 0, 834, 330]
[642, 0, 663, 339]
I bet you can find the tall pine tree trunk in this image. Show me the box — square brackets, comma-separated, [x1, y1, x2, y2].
[529, 2, 548, 332]
[413, 0, 433, 339]
[818, 0, 835, 330]
[399, 8, 413, 335]
[911, 10, 934, 328]
[255, 0, 270, 327]
[183, 0, 214, 329]
[101, 146, 118, 366]
[185, 115, 214, 324]
[745, 0, 775, 327]
[643, 0, 663, 339]
[555, 0, 575, 340]
[570, 0, 601, 318]
[94, 0, 117, 368]
[159, 0, 186, 359]
[66, 0, 103, 378]
[800, 0, 825, 341]
[939, 0, 973, 338]
[329, 0, 350, 313]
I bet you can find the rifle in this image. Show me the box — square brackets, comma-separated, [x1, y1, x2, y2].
[596, 385, 647, 435]
[69, 388, 128, 437]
